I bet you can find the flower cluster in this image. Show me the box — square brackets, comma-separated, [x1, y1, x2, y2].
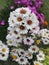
[38, 29, 49, 44]
[11, 45, 45, 65]
[0, 41, 9, 61]
[13, 0, 45, 24]
[14, 0, 43, 9]
[0, 7, 48, 65]
[6, 7, 40, 46]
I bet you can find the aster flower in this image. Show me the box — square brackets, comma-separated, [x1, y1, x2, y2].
[30, 26, 40, 34]
[25, 13, 39, 30]
[6, 38, 19, 46]
[18, 25, 28, 34]
[0, 41, 9, 61]
[18, 49, 25, 56]
[41, 37, 49, 45]
[11, 53, 19, 61]
[18, 57, 28, 65]
[34, 61, 43, 65]
[28, 45, 39, 53]
[26, 51, 33, 60]
[0, 53, 9, 61]
[1, 45, 9, 54]
[15, 7, 31, 16]
[25, 62, 30, 65]
[38, 29, 49, 45]
[23, 37, 34, 45]
[37, 52, 45, 61]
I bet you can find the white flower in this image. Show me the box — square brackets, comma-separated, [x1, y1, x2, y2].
[6, 38, 17, 46]
[15, 35, 22, 43]
[8, 16, 16, 27]
[23, 37, 34, 45]
[11, 53, 19, 61]
[1, 45, 9, 54]
[34, 61, 43, 65]
[25, 13, 39, 30]
[32, 26, 40, 34]
[7, 26, 20, 38]
[26, 51, 33, 59]
[18, 49, 25, 56]
[6, 34, 14, 40]
[18, 57, 28, 65]
[41, 37, 49, 45]
[37, 52, 45, 61]
[11, 49, 19, 53]
[31, 33, 36, 39]
[38, 29, 48, 37]
[25, 62, 30, 65]
[38, 29, 49, 45]
[15, 7, 31, 16]
[0, 53, 9, 61]
[14, 13, 25, 24]
[28, 45, 39, 53]
[18, 25, 28, 34]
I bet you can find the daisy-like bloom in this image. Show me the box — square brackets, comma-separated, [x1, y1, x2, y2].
[18, 57, 28, 65]
[38, 29, 49, 44]
[23, 37, 34, 45]
[26, 51, 33, 60]
[1, 45, 9, 54]
[6, 38, 18, 46]
[25, 62, 30, 65]
[11, 49, 18, 53]
[0, 53, 9, 61]
[41, 37, 49, 45]
[37, 52, 45, 61]
[11, 53, 19, 61]
[8, 14, 16, 27]
[7, 38, 15, 46]
[34, 61, 43, 65]
[18, 25, 28, 34]
[38, 29, 48, 37]
[15, 7, 31, 16]
[14, 13, 26, 25]
[32, 26, 40, 34]
[7, 26, 20, 38]
[18, 49, 25, 56]
[25, 13, 39, 30]
[15, 35, 22, 43]
[28, 45, 39, 53]
[6, 33, 14, 40]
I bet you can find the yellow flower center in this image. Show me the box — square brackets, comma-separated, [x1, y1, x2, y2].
[44, 33, 46, 36]
[2, 48, 6, 52]
[9, 40, 12, 44]
[27, 53, 31, 57]
[12, 55, 18, 59]
[35, 63, 39, 65]
[36, 40, 40, 44]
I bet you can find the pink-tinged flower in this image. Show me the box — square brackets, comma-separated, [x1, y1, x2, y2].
[23, 37, 34, 45]
[10, 5, 14, 10]
[0, 20, 5, 26]
[14, 0, 44, 8]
